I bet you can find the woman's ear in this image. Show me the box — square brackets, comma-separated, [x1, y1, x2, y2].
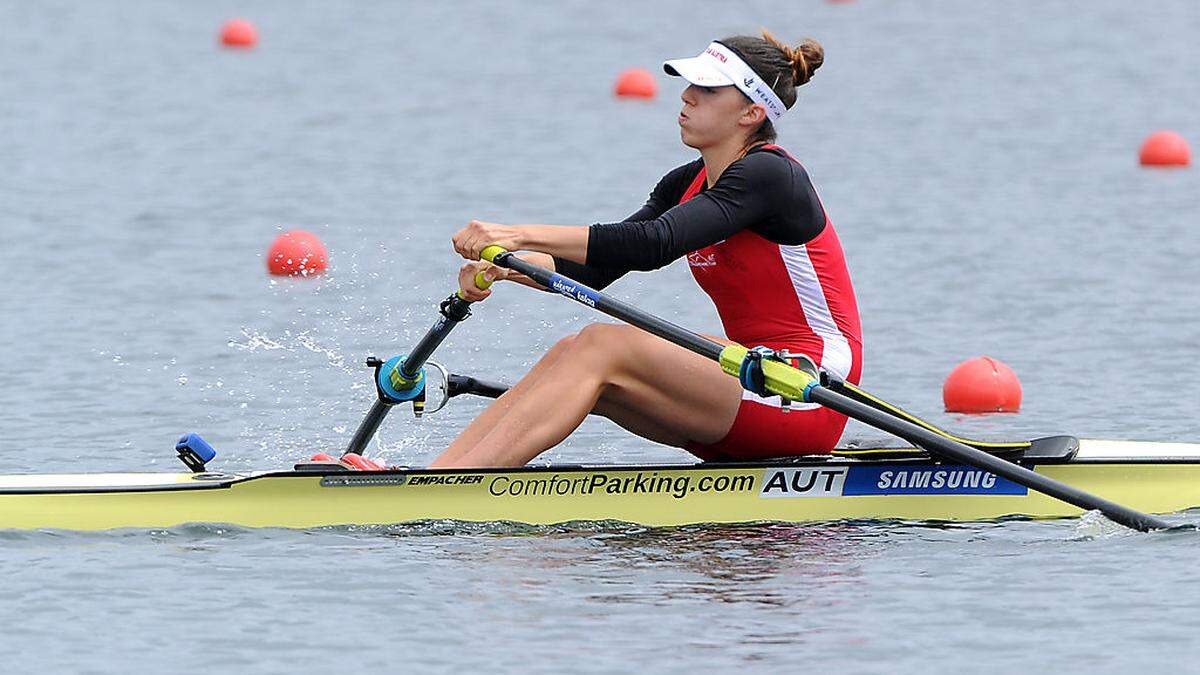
[740, 104, 767, 128]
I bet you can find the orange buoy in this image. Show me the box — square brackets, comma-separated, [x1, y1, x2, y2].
[220, 18, 258, 49]
[1139, 130, 1190, 166]
[614, 68, 657, 99]
[943, 356, 1022, 413]
[266, 229, 328, 277]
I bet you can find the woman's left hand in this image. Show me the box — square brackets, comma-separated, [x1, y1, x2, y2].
[453, 220, 524, 260]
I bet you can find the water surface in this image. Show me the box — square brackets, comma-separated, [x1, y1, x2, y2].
[2, 1, 1199, 671]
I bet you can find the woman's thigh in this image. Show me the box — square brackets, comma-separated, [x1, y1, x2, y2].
[579, 324, 745, 447]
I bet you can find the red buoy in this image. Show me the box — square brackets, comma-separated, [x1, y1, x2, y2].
[1139, 130, 1190, 167]
[220, 18, 258, 49]
[943, 356, 1022, 413]
[614, 68, 657, 99]
[266, 229, 328, 277]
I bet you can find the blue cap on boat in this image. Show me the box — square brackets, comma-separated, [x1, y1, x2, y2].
[176, 433, 217, 472]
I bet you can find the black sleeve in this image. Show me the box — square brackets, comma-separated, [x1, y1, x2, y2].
[585, 151, 824, 271]
[549, 256, 627, 290]
[549, 160, 703, 290]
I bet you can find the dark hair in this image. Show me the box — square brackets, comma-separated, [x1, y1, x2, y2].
[719, 29, 824, 145]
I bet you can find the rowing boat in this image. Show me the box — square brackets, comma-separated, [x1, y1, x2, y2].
[1, 437, 1196, 531]
[6, 249, 1184, 533]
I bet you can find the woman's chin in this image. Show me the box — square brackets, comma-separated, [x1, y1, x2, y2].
[679, 130, 702, 149]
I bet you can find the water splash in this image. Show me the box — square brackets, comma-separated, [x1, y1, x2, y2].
[1073, 510, 1138, 539]
[227, 328, 287, 352]
[227, 327, 356, 374]
[295, 333, 348, 370]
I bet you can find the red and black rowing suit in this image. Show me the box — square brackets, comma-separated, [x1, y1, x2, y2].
[554, 144, 863, 460]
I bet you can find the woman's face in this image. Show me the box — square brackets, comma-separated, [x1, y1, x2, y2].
[677, 84, 759, 150]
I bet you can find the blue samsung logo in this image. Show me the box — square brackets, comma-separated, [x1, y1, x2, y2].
[844, 465, 1027, 496]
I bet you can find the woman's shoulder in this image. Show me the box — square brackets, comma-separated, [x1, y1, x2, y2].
[732, 145, 804, 179]
[723, 147, 820, 201]
[718, 146, 825, 236]
[661, 156, 706, 183]
[650, 156, 706, 202]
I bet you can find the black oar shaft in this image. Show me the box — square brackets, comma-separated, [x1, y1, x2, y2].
[806, 387, 1172, 531]
[494, 252, 723, 360]
[485, 248, 1171, 532]
[401, 296, 472, 377]
[345, 399, 389, 457]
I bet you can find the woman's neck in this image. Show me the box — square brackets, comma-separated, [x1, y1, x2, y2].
[700, 138, 764, 187]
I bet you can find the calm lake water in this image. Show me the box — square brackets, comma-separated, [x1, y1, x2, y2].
[2, 1, 1199, 672]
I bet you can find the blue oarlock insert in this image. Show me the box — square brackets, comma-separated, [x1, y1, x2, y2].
[378, 355, 426, 403]
[176, 433, 217, 473]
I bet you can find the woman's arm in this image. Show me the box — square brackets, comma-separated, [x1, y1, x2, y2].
[452, 160, 702, 291]
[458, 250, 625, 299]
[451, 161, 700, 264]
[453, 220, 590, 263]
[454, 221, 626, 288]
[587, 152, 821, 270]
[516, 225, 591, 263]
[506, 252, 558, 290]
[457, 252, 557, 301]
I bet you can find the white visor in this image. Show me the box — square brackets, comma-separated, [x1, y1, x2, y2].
[663, 42, 787, 122]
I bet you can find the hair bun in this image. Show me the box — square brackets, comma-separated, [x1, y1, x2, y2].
[759, 30, 824, 87]
[792, 38, 824, 86]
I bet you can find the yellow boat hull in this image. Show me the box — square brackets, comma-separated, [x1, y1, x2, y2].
[3, 439, 1199, 531]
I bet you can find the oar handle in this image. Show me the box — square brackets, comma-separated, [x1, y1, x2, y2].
[445, 245, 505, 300]
[481, 245, 508, 263]
[456, 269, 494, 301]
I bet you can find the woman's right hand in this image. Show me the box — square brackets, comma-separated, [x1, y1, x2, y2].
[458, 261, 510, 302]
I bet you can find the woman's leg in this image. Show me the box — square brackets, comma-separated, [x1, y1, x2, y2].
[428, 324, 746, 468]
[429, 332, 581, 466]
[431, 336, 694, 468]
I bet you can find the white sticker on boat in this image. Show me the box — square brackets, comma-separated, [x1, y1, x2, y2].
[759, 468, 847, 498]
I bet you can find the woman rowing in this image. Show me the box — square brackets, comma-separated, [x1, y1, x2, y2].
[430, 31, 862, 468]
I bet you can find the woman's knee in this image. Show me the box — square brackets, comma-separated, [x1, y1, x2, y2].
[537, 329, 610, 369]
[540, 324, 637, 377]
[547, 331, 579, 355]
[525, 333, 580, 375]
[574, 323, 639, 351]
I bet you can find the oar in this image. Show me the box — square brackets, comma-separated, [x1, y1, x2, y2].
[478, 245, 1171, 532]
[429, 371, 1076, 461]
[343, 272, 493, 457]
[433, 370, 1052, 458]
[823, 378, 1033, 455]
